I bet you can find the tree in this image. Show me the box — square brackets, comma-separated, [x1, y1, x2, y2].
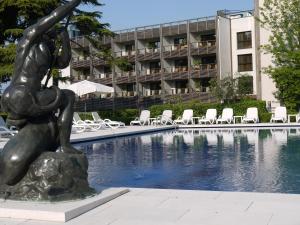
[259, 0, 300, 110]
[209, 74, 253, 103]
[0, 0, 111, 79]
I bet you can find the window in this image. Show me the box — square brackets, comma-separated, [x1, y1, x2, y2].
[238, 54, 253, 72]
[237, 31, 252, 49]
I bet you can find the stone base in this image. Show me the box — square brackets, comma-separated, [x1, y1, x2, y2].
[0, 152, 95, 201]
[0, 188, 129, 222]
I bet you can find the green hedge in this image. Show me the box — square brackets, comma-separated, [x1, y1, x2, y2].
[149, 99, 272, 123]
[79, 109, 139, 125]
[80, 99, 272, 124]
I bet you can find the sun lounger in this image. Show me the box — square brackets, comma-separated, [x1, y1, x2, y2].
[91, 112, 125, 128]
[130, 110, 150, 126]
[216, 108, 234, 124]
[174, 109, 193, 125]
[242, 107, 259, 123]
[151, 110, 174, 125]
[0, 116, 17, 136]
[73, 112, 103, 131]
[199, 109, 217, 124]
[270, 107, 287, 123]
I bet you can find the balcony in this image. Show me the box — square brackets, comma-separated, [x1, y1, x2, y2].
[70, 36, 90, 49]
[162, 21, 187, 36]
[92, 58, 107, 67]
[137, 48, 160, 61]
[167, 88, 189, 95]
[71, 58, 90, 69]
[115, 51, 136, 62]
[115, 71, 136, 84]
[144, 89, 162, 97]
[116, 91, 137, 97]
[138, 69, 162, 83]
[163, 44, 188, 58]
[91, 73, 113, 85]
[163, 66, 188, 80]
[190, 40, 216, 56]
[137, 25, 160, 39]
[190, 64, 217, 78]
[114, 29, 135, 42]
[189, 17, 216, 32]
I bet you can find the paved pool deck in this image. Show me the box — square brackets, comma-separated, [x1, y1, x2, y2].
[1, 124, 300, 224]
[1, 188, 300, 225]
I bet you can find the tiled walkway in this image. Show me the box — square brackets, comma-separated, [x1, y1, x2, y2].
[1, 188, 300, 225]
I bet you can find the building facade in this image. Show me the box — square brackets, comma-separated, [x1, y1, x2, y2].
[67, 6, 279, 111]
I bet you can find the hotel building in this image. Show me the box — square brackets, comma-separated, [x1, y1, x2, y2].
[65, 3, 279, 111]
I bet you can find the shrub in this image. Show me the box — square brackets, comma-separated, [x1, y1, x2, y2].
[149, 99, 272, 122]
[80, 99, 273, 124]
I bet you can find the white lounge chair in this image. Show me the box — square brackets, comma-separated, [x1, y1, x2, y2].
[242, 107, 259, 123]
[199, 109, 217, 124]
[73, 112, 103, 131]
[0, 116, 17, 136]
[130, 110, 150, 126]
[91, 112, 125, 128]
[270, 107, 287, 123]
[72, 124, 86, 133]
[174, 109, 193, 125]
[296, 111, 300, 123]
[216, 108, 234, 124]
[151, 110, 174, 125]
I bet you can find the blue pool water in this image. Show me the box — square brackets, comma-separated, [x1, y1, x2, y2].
[75, 128, 300, 194]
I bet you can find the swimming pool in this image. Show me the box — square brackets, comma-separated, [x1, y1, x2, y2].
[75, 128, 300, 194]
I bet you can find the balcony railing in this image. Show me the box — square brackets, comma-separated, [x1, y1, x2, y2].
[144, 90, 162, 96]
[139, 68, 162, 76]
[138, 48, 160, 54]
[164, 66, 188, 73]
[115, 71, 136, 78]
[190, 40, 216, 48]
[191, 64, 217, 78]
[115, 51, 136, 57]
[190, 40, 216, 55]
[192, 63, 216, 70]
[116, 91, 137, 97]
[163, 66, 189, 80]
[167, 88, 189, 95]
[163, 44, 188, 52]
[94, 73, 113, 79]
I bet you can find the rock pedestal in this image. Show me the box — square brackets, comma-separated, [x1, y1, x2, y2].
[0, 152, 95, 201]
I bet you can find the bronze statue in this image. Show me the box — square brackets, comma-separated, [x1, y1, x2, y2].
[0, 0, 88, 197]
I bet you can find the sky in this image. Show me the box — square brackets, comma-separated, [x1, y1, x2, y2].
[83, 0, 254, 31]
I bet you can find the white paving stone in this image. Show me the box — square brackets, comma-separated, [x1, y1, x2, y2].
[1, 188, 300, 225]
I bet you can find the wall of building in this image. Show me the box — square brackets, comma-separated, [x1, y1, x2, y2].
[217, 16, 232, 80]
[255, 0, 279, 107]
[230, 15, 257, 95]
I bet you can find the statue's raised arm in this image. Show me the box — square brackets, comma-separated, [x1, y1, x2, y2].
[24, 0, 81, 41]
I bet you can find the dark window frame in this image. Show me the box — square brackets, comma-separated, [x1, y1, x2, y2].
[237, 31, 252, 49]
[238, 54, 253, 72]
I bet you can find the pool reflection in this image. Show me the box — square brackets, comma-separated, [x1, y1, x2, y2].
[75, 128, 300, 194]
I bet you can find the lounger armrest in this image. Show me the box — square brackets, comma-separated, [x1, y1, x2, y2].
[84, 119, 94, 123]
